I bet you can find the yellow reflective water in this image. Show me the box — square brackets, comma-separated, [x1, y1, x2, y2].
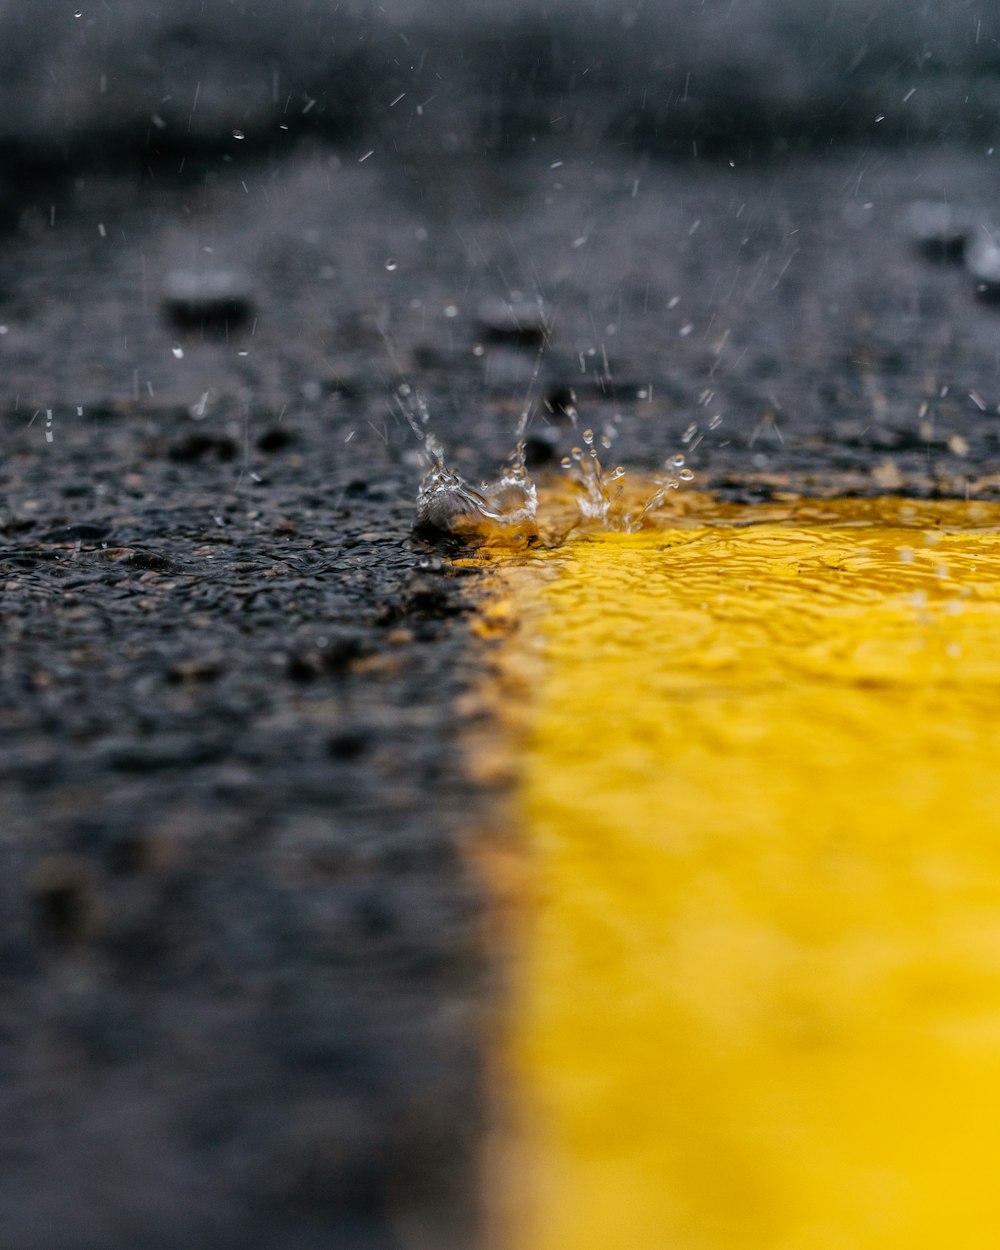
[479, 496, 1000, 1250]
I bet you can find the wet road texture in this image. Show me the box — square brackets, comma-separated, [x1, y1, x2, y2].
[5, 3, 1000, 1247]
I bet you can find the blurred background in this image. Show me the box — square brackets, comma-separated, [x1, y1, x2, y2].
[2, 0, 998, 164]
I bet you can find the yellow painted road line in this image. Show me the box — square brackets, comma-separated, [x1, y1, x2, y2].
[479, 497, 1000, 1250]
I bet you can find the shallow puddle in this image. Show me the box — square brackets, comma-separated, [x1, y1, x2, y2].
[475, 495, 1000, 1250]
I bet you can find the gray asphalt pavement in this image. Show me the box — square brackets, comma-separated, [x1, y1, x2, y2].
[4, 4, 1000, 1248]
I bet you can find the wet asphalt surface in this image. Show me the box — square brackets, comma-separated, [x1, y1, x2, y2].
[7, 35, 1000, 1248]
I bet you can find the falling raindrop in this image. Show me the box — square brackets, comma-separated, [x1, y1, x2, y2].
[171, 344, 184, 359]
[232, 129, 246, 140]
[385, 258, 399, 271]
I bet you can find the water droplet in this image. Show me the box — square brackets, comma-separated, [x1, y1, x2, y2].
[472, 343, 485, 357]
[385, 258, 398, 271]
[681, 424, 698, 445]
[679, 468, 695, 481]
[583, 428, 594, 445]
[560, 457, 572, 468]
[232, 129, 245, 140]
[171, 344, 184, 359]
[444, 304, 459, 318]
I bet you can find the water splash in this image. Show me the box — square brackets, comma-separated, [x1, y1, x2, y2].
[414, 400, 710, 544]
[557, 426, 700, 533]
[560, 428, 626, 526]
[415, 432, 538, 541]
[415, 407, 538, 542]
[623, 453, 696, 532]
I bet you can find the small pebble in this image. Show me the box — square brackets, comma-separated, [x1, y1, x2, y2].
[543, 385, 578, 421]
[257, 426, 296, 453]
[168, 433, 239, 462]
[327, 729, 370, 759]
[163, 269, 254, 329]
[524, 429, 562, 468]
[167, 657, 224, 684]
[476, 296, 548, 347]
[286, 633, 371, 681]
[30, 854, 106, 945]
[905, 200, 974, 262]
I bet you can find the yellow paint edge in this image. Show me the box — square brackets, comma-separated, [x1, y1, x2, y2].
[472, 492, 1000, 1250]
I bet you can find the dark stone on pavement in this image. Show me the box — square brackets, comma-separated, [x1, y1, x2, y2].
[543, 386, 578, 421]
[30, 855, 108, 946]
[257, 426, 297, 453]
[476, 295, 549, 347]
[163, 270, 255, 332]
[524, 430, 562, 467]
[168, 433, 240, 462]
[905, 200, 976, 263]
